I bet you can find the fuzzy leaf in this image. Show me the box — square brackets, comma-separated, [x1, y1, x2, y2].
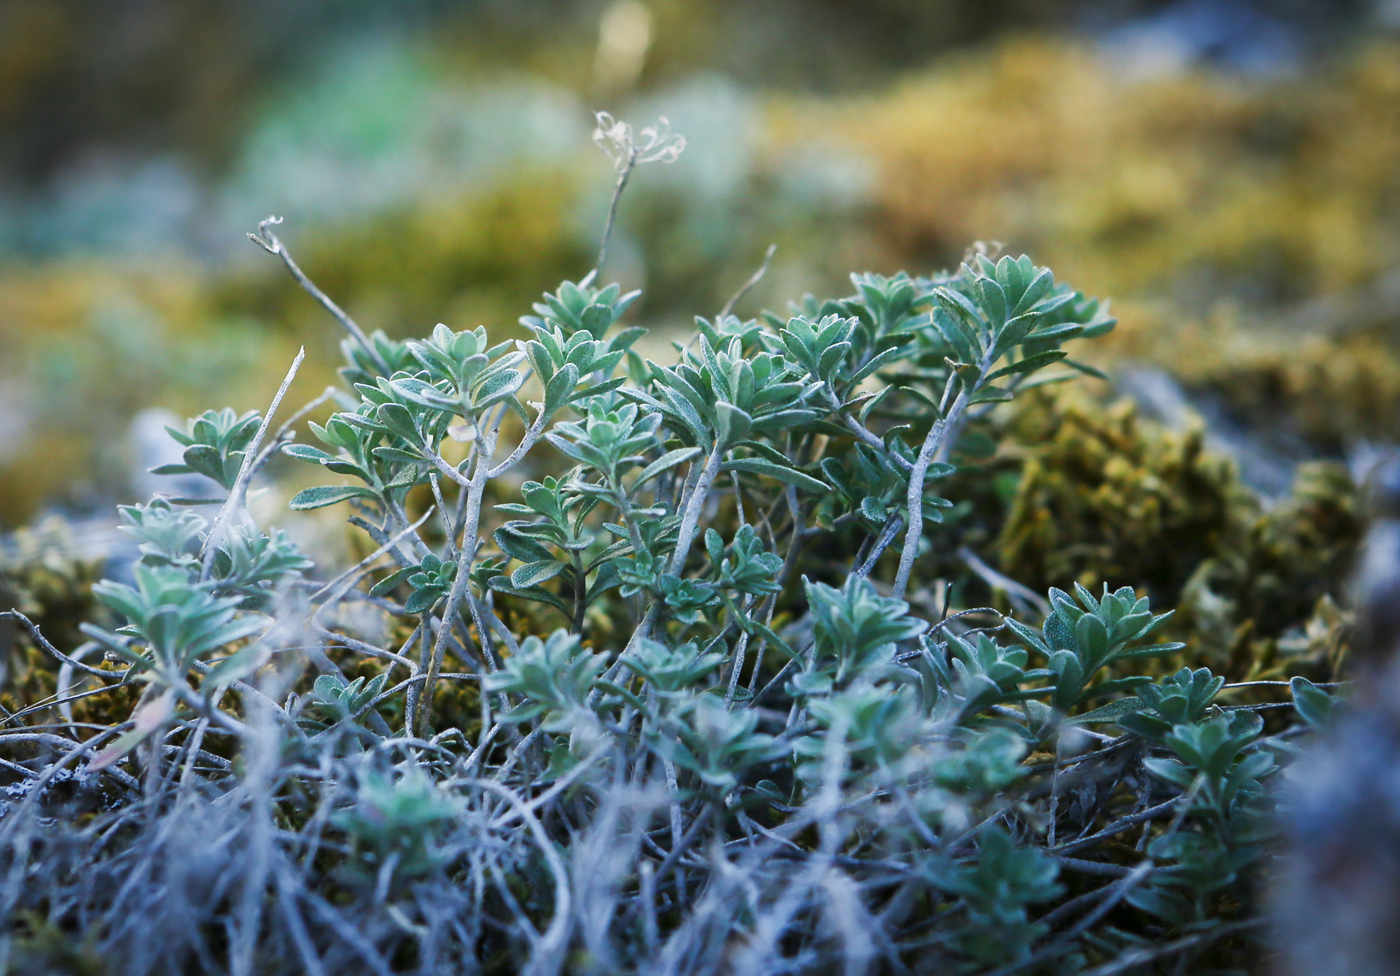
[721, 458, 827, 493]
[289, 485, 380, 511]
[511, 560, 566, 590]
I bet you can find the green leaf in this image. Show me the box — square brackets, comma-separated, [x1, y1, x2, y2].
[634, 447, 701, 490]
[405, 589, 443, 615]
[714, 402, 753, 449]
[657, 386, 709, 445]
[1075, 614, 1109, 668]
[968, 385, 1013, 404]
[721, 458, 828, 493]
[486, 576, 572, 615]
[369, 566, 418, 597]
[281, 443, 336, 464]
[1024, 321, 1084, 344]
[738, 615, 800, 663]
[89, 727, 157, 772]
[977, 275, 1008, 329]
[1064, 358, 1109, 380]
[205, 642, 271, 686]
[376, 402, 421, 444]
[372, 446, 427, 466]
[985, 350, 1069, 382]
[1069, 696, 1148, 725]
[934, 286, 984, 329]
[1290, 676, 1335, 729]
[848, 346, 905, 386]
[579, 302, 614, 335]
[1112, 641, 1186, 661]
[543, 363, 581, 418]
[289, 485, 380, 511]
[511, 560, 566, 589]
[1012, 267, 1054, 315]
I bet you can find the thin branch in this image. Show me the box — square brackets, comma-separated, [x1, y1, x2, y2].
[0, 611, 123, 679]
[199, 346, 306, 576]
[248, 217, 388, 374]
[719, 243, 776, 319]
[595, 153, 636, 274]
[983, 861, 1155, 976]
[852, 514, 904, 579]
[1073, 919, 1263, 976]
[958, 545, 1050, 617]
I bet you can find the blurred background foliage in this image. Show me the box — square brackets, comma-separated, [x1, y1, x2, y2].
[1, 0, 1398, 668]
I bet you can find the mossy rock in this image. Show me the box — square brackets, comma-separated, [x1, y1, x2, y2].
[988, 386, 1360, 681]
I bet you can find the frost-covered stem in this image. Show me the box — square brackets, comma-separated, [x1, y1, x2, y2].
[594, 449, 721, 698]
[719, 243, 776, 319]
[932, 403, 976, 467]
[664, 759, 684, 852]
[428, 473, 452, 550]
[764, 486, 805, 596]
[416, 569, 471, 737]
[823, 385, 912, 472]
[595, 150, 637, 274]
[404, 622, 431, 732]
[428, 450, 473, 492]
[1, 611, 117, 679]
[469, 779, 572, 976]
[170, 680, 251, 738]
[488, 413, 547, 479]
[570, 552, 587, 635]
[609, 475, 648, 557]
[893, 385, 968, 599]
[894, 347, 991, 598]
[463, 598, 498, 740]
[386, 499, 435, 561]
[724, 623, 752, 706]
[733, 720, 849, 971]
[309, 509, 433, 620]
[668, 448, 723, 578]
[853, 514, 904, 580]
[414, 436, 493, 736]
[958, 544, 1049, 616]
[248, 217, 387, 375]
[199, 347, 304, 578]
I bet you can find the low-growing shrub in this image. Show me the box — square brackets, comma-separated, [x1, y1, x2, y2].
[0, 114, 1347, 975]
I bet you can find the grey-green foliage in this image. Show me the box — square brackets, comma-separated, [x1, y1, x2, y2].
[370, 551, 457, 615]
[304, 672, 389, 727]
[935, 827, 1064, 966]
[1007, 583, 1184, 716]
[3, 128, 1341, 976]
[151, 407, 261, 492]
[85, 563, 264, 684]
[333, 766, 465, 880]
[76, 487, 314, 765]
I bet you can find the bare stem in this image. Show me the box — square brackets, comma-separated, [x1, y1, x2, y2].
[719, 243, 777, 319]
[893, 384, 968, 599]
[415, 466, 488, 736]
[248, 217, 388, 375]
[595, 153, 636, 274]
[199, 347, 305, 578]
[667, 448, 723, 578]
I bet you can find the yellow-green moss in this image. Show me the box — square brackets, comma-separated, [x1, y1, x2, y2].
[988, 386, 1360, 681]
[995, 389, 1248, 602]
[800, 38, 1400, 305]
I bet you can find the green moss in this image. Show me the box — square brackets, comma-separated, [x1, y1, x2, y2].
[995, 389, 1246, 604]
[0, 520, 145, 732]
[7, 911, 109, 976]
[986, 387, 1360, 681]
[0, 518, 103, 646]
[823, 38, 1400, 308]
